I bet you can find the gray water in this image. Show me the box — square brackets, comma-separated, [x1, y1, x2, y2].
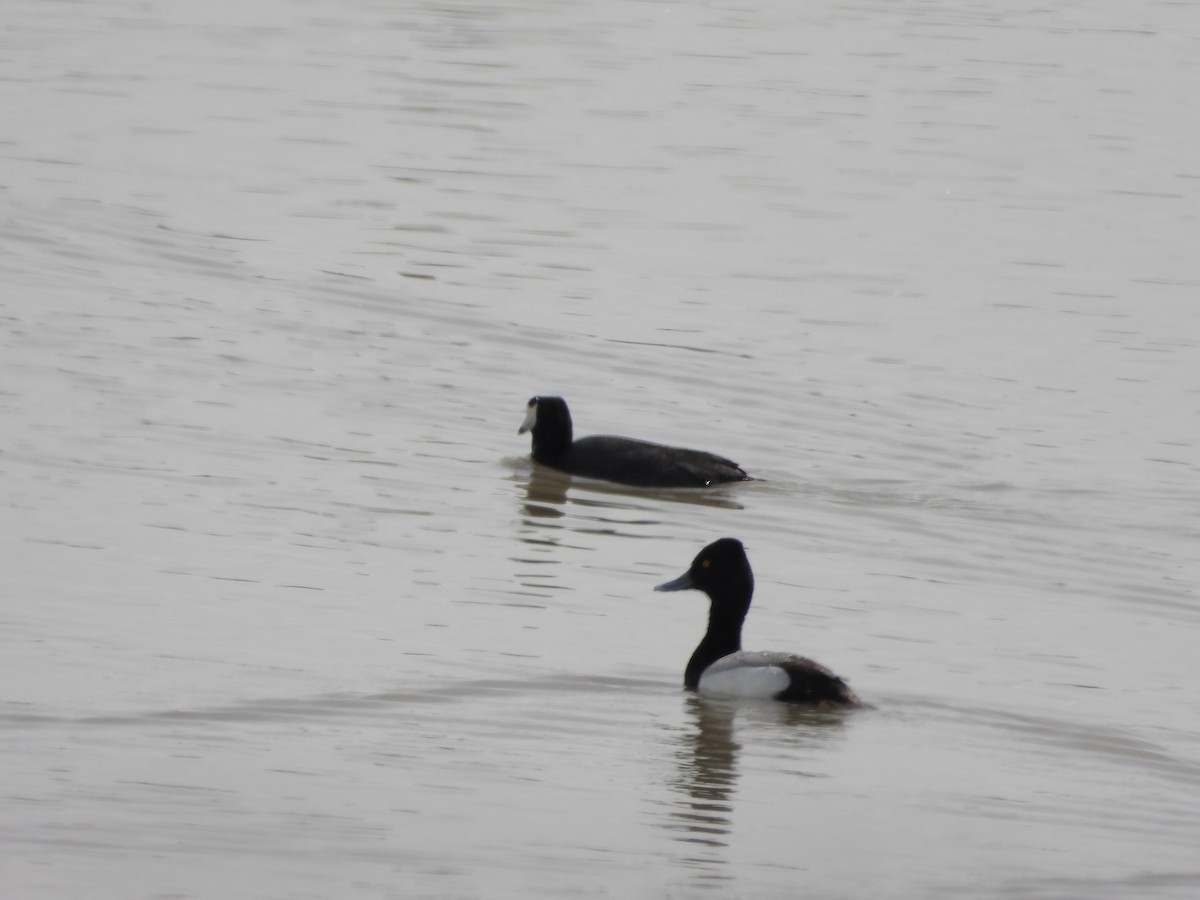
[3, 1, 1199, 897]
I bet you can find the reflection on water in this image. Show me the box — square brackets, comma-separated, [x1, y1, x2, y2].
[667, 698, 740, 853]
[521, 463, 573, 514]
[662, 695, 855, 884]
[519, 461, 747, 513]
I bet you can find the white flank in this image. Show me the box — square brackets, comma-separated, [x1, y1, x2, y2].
[698, 652, 791, 698]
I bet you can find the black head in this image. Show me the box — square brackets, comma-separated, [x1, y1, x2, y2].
[657, 538, 755, 689]
[655, 538, 754, 609]
[518, 396, 573, 462]
[517, 395, 573, 434]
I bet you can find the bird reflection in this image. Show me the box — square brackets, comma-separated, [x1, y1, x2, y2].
[517, 462, 746, 528]
[668, 696, 740, 851]
[662, 695, 854, 881]
[521, 464, 571, 516]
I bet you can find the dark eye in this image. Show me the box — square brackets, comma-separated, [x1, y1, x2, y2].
[700, 559, 711, 569]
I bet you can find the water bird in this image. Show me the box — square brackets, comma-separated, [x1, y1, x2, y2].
[655, 538, 861, 707]
[518, 396, 749, 488]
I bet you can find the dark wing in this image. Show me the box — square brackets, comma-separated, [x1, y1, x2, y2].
[771, 653, 861, 707]
[702, 651, 861, 708]
[567, 435, 748, 487]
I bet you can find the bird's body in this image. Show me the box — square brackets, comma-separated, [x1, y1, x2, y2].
[519, 396, 749, 488]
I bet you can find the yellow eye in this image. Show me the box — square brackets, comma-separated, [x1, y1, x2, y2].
[700, 559, 711, 569]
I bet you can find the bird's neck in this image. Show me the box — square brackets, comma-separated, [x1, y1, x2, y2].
[531, 420, 571, 464]
[684, 608, 745, 689]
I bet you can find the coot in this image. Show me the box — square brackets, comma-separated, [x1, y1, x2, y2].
[518, 396, 749, 488]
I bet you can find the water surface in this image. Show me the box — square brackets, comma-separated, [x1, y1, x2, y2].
[3, 1, 1199, 897]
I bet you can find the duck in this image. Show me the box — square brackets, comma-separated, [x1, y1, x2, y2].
[655, 538, 861, 707]
[518, 396, 749, 488]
